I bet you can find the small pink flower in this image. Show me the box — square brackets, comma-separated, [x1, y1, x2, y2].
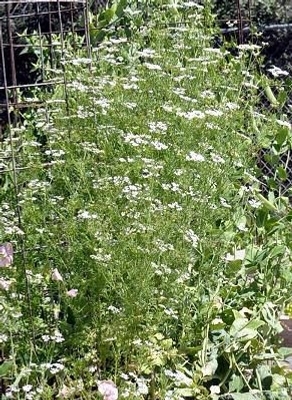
[58, 384, 74, 399]
[0, 243, 13, 268]
[66, 289, 78, 298]
[51, 268, 63, 282]
[0, 278, 13, 291]
[98, 380, 118, 400]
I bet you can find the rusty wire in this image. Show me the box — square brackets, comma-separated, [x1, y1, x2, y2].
[0, 0, 92, 343]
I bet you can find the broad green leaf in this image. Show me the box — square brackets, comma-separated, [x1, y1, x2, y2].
[110, 2, 117, 15]
[276, 127, 289, 146]
[277, 166, 288, 181]
[245, 320, 265, 330]
[230, 316, 248, 336]
[255, 209, 268, 228]
[116, 0, 128, 18]
[210, 320, 225, 330]
[264, 84, 279, 107]
[230, 318, 264, 341]
[98, 9, 115, 23]
[237, 328, 258, 341]
[254, 193, 278, 212]
[179, 346, 202, 356]
[141, 364, 152, 374]
[278, 90, 288, 106]
[268, 244, 285, 259]
[278, 347, 292, 357]
[261, 304, 283, 333]
[229, 374, 244, 392]
[235, 214, 247, 231]
[0, 361, 14, 377]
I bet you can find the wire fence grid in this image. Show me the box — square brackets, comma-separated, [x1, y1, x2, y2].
[216, 1, 292, 201]
[0, 0, 96, 296]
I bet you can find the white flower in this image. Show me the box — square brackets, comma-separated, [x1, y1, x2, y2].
[66, 289, 78, 298]
[44, 149, 65, 157]
[205, 109, 223, 117]
[225, 102, 239, 110]
[72, 58, 92, 65]
[0, 334, 8, 343]
[138, 48, 156, 58]
[225, 249, 246, 261]
[248, 199, 261, 208]
[98, 380, 118, 400]
[210, 385, 220, 395]
[200, 90, 215, 99]
[49, 362, 65, 374]
[163, 306, 178, 319]
[164, 369, 175, 378]
[22, 385, 33, 393]
[210, 153, 225, 164]
[184, 229, 199, 248]
[42, 335, 51, 343]
[238, 44, 261, 51]
[204, 47, 222, 54]
[51, 330, 65, 343]
[110, 38, 127, 44]
[148, 121, 168, 133]
[220, 197, 231, 208]
[155, 239, 174, 252]
[144, 62, 162, 70]
[276, 119, 291, 128]
[0, 277, 13, 291]
[177, 110, 205, 119]
[51, 268, 63, 282]
[183, 1, 204, 9]
[237, 222, 248, 232]
[123, 83, 139, 90]
[124, 102, 137, 109]
[77, 210, 98, 220]
[268, 65, 289, 77]
[161, 103, 173, 112]
[186, 152, 205, 162]
[151, 141, 168, 150]
[94, 98, 111, 109]
[108, 305, 121, 314]
[0, 242, 13, 268]
[120, 373, 129, 380]
[168, 202, 183, 211]
[136, 378, 148, 395]
[174, 370, 193, 386]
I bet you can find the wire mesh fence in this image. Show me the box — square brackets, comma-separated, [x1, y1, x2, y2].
[0, 0, 95, 281]
[0, 0, 91, 127]
[215, 1, 292, 201]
